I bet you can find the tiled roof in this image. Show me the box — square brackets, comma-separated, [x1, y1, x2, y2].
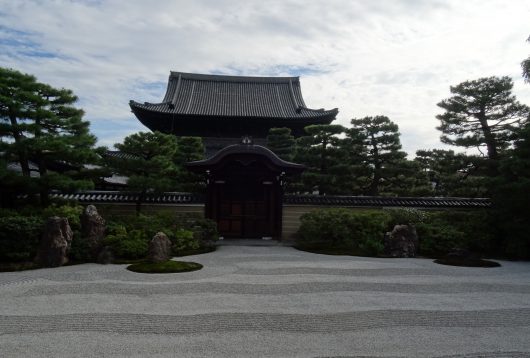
[50, 191, 203, 204]
[284, 195, 491, 208]
[104, 151, 140, 160]
[130, 72, 338, 120]
[49, 191, 490, 209]
[186, 142, 305, 174]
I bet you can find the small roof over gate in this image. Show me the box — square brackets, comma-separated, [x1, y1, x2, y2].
[185, 140, 304, 175]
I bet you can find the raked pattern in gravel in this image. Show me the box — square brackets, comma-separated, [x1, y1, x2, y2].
[1, 245, 530, 357]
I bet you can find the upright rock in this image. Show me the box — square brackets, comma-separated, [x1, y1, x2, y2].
[384, 224, 419, 258]
[35, 217, 73, 267]
[148, 232, 172, 263]
[81, 205, 106, 258]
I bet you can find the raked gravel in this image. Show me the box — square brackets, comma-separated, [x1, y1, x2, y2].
[1, 245, 530, 357]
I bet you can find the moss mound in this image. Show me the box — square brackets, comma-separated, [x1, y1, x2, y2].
[434, 257, 501, 267]
[126, 260, 203, 273]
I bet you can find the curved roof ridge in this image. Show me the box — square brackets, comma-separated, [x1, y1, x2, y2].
[169, 71, 300, 84]
[130, 100, 339, 118]
[186, 142, 305, 173]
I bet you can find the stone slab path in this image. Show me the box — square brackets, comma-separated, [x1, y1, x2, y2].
[1, 246, 530, 357]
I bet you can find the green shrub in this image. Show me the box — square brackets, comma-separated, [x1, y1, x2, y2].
[135, 213, 174, 238]
[358, 237, 385, 257]
[297, 209, 390, 256]
[435, 210, 496, 255]
[69, 234, 93, 262]
[0, 216, 44, 262]
[415, 210, 496, 258]
[108, 212, 218, 251]
[386, 208, 427, 227]
[42, 204, 83, 231]
[416, 210, 502, 257]
[416, 220, 466, 257]
[175, 214, 218, 247]
[103, 225, 149, 260]
[171, 229, 200, 254]
[0, 208, 18, 218]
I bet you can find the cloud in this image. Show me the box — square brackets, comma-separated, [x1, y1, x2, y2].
[0, 0, 529, 153]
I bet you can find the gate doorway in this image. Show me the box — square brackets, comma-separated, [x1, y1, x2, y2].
[185, 140, 304, 239]
[213, 162, 276, 238]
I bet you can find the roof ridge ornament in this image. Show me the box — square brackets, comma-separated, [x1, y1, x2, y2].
[241, 136, 253, 145]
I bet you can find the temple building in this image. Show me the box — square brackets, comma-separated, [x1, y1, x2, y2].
[130, 72, 338, 156]
[129, 71, 338, 239]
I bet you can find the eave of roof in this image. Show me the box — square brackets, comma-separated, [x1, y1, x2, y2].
[130, 100, 338, 121]
[186, 143, 305, 174]
[130, 71, 338, 121]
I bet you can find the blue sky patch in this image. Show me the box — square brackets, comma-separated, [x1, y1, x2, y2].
[0, 25, 64, 60]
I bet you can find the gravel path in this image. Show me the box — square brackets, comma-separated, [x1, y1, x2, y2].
[1, 246, 530, 357]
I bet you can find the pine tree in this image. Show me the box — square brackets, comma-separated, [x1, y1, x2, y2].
[106, 131, 180, 213]
[490, 123, 530, 258]
[436, 76, 529, 173]
[266, 127, 296, 161]
[350, 116, 408, 196]
[414, 149, 487, 197]
[294, 124, 349, 195]
[174, 136, 205, 192]
[344, 125, 371, 195]
[522, 35, 530, 83]
[0, 67, 99, 206]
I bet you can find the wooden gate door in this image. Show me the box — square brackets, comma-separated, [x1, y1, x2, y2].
[214, 177, 276, 238]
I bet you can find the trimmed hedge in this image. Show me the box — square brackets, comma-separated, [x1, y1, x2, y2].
[102, 225, 148, 260]
[297, 208, 391, 256]
[103, 212, 218, 260]
[296, 207, 496, 259]
[0, 216, 44, 262]
[0, 206, 219, 265]
[416, 210, 495, 258]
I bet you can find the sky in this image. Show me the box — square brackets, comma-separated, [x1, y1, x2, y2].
[1, 0, 529, 156]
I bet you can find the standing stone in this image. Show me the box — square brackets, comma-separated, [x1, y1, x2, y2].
[148, 232, 172, 263]
[35, 217, 73, 267]
[81, 205, 106, 258]
[384, 224, 419, 258]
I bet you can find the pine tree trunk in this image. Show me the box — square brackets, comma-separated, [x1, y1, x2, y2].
[135, 190, 146, 215]
[37, 154, 49, 207]
[9, 114, 30, 177]
[477, 109, 498, 161]
[477, 108, 499, 176]
[319, 138, 328, 195]
[368, 133, 381, 196]
[368, 167, 381, 196]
